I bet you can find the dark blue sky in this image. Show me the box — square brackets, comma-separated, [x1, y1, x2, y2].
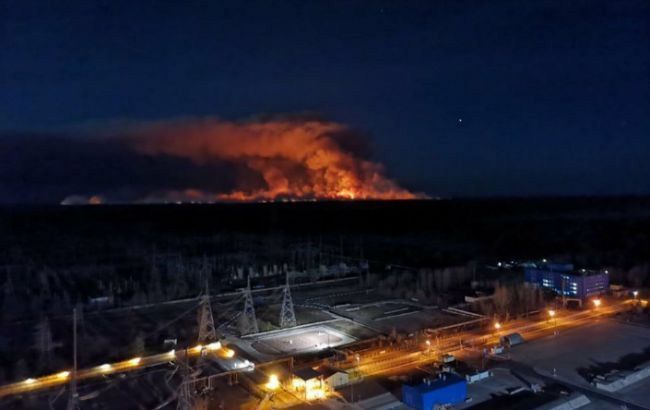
[1, 0, 649, 199]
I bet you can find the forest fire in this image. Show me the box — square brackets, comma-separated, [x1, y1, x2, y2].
[128, 117, 423, 202]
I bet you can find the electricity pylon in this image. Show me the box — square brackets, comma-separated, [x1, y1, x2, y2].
[280, 272, 297, 328]
[197, 281, 218, 344]
[176, 352, 194, 410]
[241, 276, 258, 335]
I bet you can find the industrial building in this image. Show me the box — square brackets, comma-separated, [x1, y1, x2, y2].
[524, 262, 609, 301]
[292, 367, 326, 400]
[314, 366, 349, 390]
[402, 373, 467, 409]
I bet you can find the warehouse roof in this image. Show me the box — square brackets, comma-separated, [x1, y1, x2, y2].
[293, 367, 321, 381]
[405, 372, 465, 393]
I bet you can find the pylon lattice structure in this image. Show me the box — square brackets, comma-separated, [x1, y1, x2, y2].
[280, 272, 297, 328]
[176, 356, 194, 410]
[242, 276, 259, 335]
[197, 281, 218, 344]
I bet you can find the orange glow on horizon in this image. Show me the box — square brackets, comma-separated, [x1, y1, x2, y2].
[128, 118, 425, 202]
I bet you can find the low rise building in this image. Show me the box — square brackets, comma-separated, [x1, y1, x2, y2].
[402, 373, 467, 409]
[314, 366, 349, 389]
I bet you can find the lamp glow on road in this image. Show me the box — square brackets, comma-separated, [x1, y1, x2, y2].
[593, 299, 602, 307]
[98, 364, 112, 372]
[548, 309, 556, 318]
[266, 374, 280, 390]
[23, 378, 36, 385]
[167, 349, 176, 358]
[191, 344, 203, 354]
[206, 341, 222, 351]
[222, 348, 235, 358]
[128, 357, 141, 366]
[56, 371, 70, 380]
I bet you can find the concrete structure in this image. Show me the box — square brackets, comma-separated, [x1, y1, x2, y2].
[524, 262, 609, 301]
[402, 373, 467, 409]
[594, 364, 650, 392]
[465, 370, 491, 384]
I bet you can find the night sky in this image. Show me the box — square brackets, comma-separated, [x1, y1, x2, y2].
[1, 0, 649, 202]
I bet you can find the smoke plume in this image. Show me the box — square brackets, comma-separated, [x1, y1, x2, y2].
[1, 116, 424, 204]
[125, 117, 421, 202]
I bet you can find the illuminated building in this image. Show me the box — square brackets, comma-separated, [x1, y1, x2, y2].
[524, 262, 608, 301]
[402, 373, 467, 409]
[292, 368, 326, 400]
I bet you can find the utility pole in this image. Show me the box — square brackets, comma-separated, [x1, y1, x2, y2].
[280, 272, 297, 328]
[66, 308, 79, 410]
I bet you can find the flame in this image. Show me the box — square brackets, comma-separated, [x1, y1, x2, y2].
[127, 117, 424, 202]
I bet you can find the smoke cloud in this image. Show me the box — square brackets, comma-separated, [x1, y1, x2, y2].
[1, 116, 424, 204]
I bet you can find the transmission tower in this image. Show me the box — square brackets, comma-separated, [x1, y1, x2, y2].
[66, 309, 80, 410]
[176, 353, 194, 410]
[197, 281, 218, 344]
[241, 276, 259, 335]
[280, 272, 297, 328]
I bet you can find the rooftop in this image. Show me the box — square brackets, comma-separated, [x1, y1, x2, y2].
[293, 367, 321, 381]
[405, 372, 465, 393]
[527, 262, 608, 277]
[314, 365, 347, 378]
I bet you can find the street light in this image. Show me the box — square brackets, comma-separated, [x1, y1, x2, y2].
[266, 374, 280, 390]
[633, 290, 639, 299]
[592, 299, 601, 308]
[548, 309, 557, 334]
[56, 371, 70, 380]
[493, 322, 501, 342]
[425, 339, 431, 354]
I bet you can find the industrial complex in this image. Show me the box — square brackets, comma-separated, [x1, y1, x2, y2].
[0, 256, 648, 410]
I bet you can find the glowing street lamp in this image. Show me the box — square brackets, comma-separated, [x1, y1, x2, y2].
[98, 364, 112, 372]
[494, 322, 501, 331]
[56, 371, 70, 380]
[548, 309, 557, 334]
[633, 290, 639, 299]
[592, 299, 601, 308]
[266, 374, 280, 390]
[425, 339, 431, 354]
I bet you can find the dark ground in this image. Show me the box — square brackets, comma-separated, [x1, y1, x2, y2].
[2, 197, 650, 268]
